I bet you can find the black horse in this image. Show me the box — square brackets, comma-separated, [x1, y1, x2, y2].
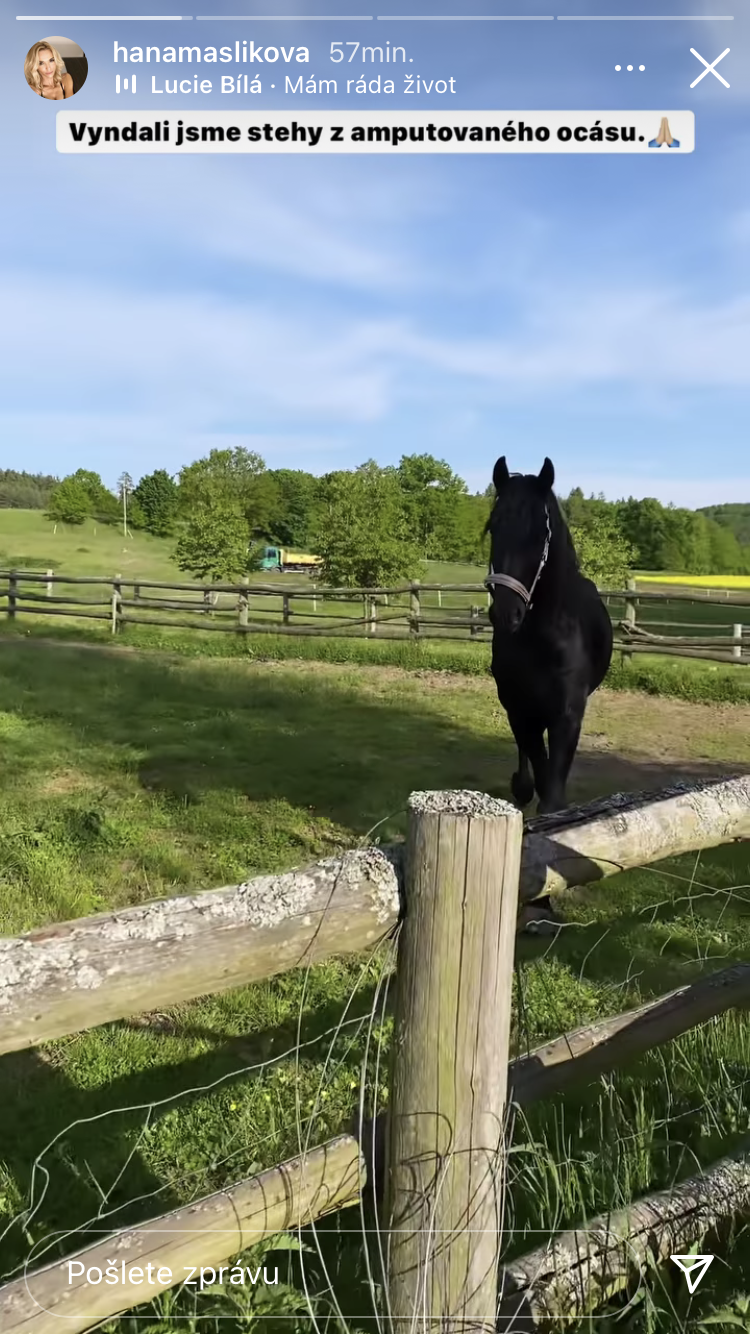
[484, 456, 613, 814]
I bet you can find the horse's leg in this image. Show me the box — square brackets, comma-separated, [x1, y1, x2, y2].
[542, 703, 584, 813]
[511, 744, 534, 809]
[508, 714, 549, 809]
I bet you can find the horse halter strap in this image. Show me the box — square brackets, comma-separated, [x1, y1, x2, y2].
[484, 505, 552, 611]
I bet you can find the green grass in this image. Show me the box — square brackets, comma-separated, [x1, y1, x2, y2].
[0, 507, 188, 582]
[3, 612, 749, 707]
[1, 642, 750, 1331]
[2, 512, 749, 708]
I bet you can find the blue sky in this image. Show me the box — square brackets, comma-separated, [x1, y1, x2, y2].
[3, 1, 748, 505]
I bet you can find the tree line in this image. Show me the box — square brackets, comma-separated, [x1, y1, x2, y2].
[3, 456, 749, 588]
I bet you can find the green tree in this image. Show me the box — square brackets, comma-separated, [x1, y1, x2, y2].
[397, 453, 468, 559]
[266, 469, 321, 549]
[0, 469, 58, 509]
[178, 447, 278, 539]
[65, 469, 120, 524]
[126, 494, 147, 531]
[698, 503, 750, 547]
[561, 486, 588, 528]
[313, 461, 423, 587]
[173, 494, 250, 582]
[616, 496, 669, 569]
[570, 510, 636, 588]
[133, 469, 179, 537]
[708, 519, 744, 574]
[452, 493, 492, 565]
[46, 476, 92, 526]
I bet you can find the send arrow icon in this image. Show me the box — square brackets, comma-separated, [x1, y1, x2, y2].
[670, 1254, 715, 1293]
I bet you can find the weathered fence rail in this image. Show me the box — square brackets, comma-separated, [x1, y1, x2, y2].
[1, 775, 749, 1332]
[0, 1136, 364, 1334]
[2, 776, 748, 1058]
[1, 569, 749, 663]
[497, 1141, 750, 1330]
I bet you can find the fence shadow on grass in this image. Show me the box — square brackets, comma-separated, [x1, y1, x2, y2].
[1, 639, 747, 836]
[0, 976, 386, 1283]
[0, 1045, 183, 1281]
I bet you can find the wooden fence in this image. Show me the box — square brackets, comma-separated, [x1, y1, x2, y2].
[1, 774, 749, 1332]
[1, 568, 750, 665]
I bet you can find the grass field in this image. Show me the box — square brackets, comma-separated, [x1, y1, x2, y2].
[1, 639, 750, 1331]
[2, 511, 750, 663]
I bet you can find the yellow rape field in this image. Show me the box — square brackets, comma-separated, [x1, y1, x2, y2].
[636, 573, 750, 589]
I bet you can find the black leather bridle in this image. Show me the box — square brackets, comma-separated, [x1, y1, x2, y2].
[484, 504, 552, 613]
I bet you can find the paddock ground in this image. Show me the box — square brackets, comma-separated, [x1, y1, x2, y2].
[1, 641, 749, 1331]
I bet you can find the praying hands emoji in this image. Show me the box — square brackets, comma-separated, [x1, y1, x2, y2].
[649, 116, 680, 148]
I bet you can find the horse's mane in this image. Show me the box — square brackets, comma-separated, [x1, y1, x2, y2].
[484, 482, 580, 574]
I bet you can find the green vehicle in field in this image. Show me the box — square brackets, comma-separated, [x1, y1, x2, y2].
[259, 545, 322, 575]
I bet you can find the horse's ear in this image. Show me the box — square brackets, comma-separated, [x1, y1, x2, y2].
[493, 456, 510, 491]
[537, 457, 555, 492]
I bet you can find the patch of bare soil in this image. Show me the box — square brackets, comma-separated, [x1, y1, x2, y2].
[578, 690, 750, 791]
[39, 769, 99, 796]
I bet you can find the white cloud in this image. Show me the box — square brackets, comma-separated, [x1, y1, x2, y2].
[63, 155, 447, 294]
[0, 259, 747, 491]
[3, 267, 749, 426]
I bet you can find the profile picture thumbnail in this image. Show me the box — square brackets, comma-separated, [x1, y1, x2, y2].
[25, 36, 88, 101]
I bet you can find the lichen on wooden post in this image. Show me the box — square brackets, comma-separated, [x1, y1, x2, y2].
[385, 789, 523, 1334]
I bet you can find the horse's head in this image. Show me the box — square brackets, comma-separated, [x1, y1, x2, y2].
[484, 456, 555, 633]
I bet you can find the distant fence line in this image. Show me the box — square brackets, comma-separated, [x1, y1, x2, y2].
[1, 568, 749, 664]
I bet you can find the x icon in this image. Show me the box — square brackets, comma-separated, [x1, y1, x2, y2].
[690, 47, 730, 89]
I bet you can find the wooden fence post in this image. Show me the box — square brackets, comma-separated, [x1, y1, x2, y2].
[238, 581, 249, 633]
[8, 570, 17, 621]
[409, 580, 421, 638]
[470, 604, 480, 637]
[367, 595, 377, 636]
[111, 574, 122, 635]
[385, 790, 523, 1334]
[282, 593, 290, 627]
[733, 623, 742, 661]
[621, 577, 637, 666]
[46, 569, 53, 598]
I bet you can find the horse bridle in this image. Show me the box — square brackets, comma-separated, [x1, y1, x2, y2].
[484, 504, 552, 612]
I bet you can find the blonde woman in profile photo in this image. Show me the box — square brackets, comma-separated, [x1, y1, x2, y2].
[25, 40, 73, 100]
